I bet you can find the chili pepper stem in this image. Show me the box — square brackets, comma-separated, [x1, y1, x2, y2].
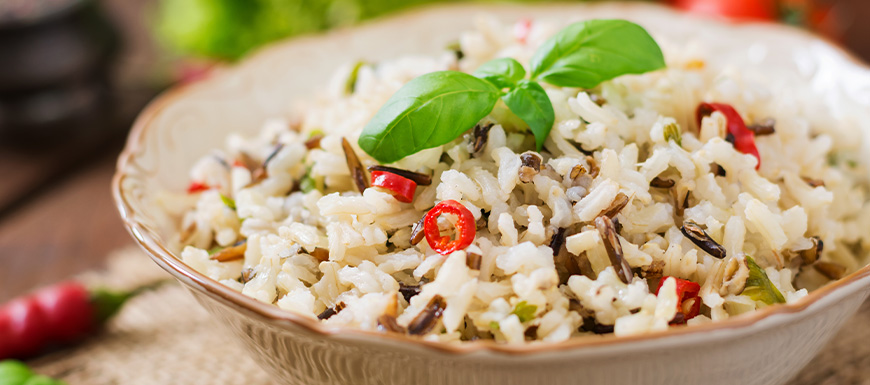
[90, 279, 173, 324]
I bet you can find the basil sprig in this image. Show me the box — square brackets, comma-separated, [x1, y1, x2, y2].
[359, 19, 665, 163]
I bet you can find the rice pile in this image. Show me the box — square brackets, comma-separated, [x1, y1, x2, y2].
[169, 16, 870, 343]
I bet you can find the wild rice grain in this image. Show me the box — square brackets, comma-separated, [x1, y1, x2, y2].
[814, 261, 847, 280]
[408, 295, 447, 335]
[681, 220, 726, 259]
[595, 215, 633, 284]
[341, 137, 368, 193]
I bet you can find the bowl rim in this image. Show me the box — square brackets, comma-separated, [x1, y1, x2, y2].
[112, 1, 870, 356]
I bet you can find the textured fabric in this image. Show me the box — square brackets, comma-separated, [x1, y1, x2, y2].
[27, 247, 870, 384]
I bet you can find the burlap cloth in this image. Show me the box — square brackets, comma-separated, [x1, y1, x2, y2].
[27, 247, 870, 385]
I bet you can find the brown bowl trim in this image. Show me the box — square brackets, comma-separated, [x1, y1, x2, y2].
[112, 2, 870, 356]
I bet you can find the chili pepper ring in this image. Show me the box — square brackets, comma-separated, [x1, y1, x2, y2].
[423, 200, 476, 255]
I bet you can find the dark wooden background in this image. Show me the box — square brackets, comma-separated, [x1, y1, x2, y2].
[2, 0, 870, 303]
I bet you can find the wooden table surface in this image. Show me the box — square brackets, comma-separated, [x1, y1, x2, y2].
[0, 0, 155, 302]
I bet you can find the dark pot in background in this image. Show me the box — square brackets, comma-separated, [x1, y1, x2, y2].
[0, 0, 118, 145]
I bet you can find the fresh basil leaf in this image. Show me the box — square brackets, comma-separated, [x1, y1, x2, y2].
[358, 71, 501, 163]
[742, 256, 786, 305]
[473, 57, 526, 89]
[501, 80, 555, 151]
[530, 19, 665, 88]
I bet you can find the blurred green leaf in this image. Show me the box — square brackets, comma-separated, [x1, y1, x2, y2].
[155, 0, 436, 61]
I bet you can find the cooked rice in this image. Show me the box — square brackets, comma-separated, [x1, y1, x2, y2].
[169, 16, 870, 343]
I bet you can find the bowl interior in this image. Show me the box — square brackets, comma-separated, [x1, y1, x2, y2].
[115, 2, 870, 354]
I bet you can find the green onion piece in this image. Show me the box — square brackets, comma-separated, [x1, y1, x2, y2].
[663, 122, 682, 147]
[742, 256, 786, 305]
[511, 301, 538, 323]
[345, 61, 365, 95]
[489, 321, 500, 331]
[208, 245, 225, 255]
[300, 177, 317, 193]
[446, 41, 464, 60]
[308, 129, 324, 139]
[220, 194, 236, 210]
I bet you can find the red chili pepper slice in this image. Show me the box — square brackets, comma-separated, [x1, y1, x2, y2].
[423, 200, 476, 255]
[514, 18, 533, 44]
[696, 102, 761, 170]
[371, 170, 417, 203]
[187, 181, 210, 194]
[655, 276, 702, 324]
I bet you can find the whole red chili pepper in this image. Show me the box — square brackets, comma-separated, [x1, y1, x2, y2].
[0, 299, 48, 358]
[655, 276, 702, 324]
[423, 200, 476, 255]
[370, 170, 417, 203]
[696, 102, 761, 170]
[34, 282, 97, 343]
[0, 281, 161, 360]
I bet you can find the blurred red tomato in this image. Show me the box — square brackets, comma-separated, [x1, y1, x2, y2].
[672, 0, 777, 21]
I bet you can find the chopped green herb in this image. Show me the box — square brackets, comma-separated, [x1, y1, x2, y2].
[300, 176, 318, 193]
[220, 194, 236, 210]
[663, 122, 682, 147]
[308, 129, 324, 139]
[299, 166, 321, 193]
[489, 321, 500, 331]
[345, 61, 365, 95]
[208, 245, 225, 254]
[511, 301, 538, 323]
[742, 256, 786, 305]
[446, 41, 464, 60]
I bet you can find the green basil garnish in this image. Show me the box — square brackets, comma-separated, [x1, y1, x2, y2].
[742, 256, 786, 305]
[358, 71, 501, 163]
[501, 80, 555, 151]
[473, 57, 526, 89]
[530, 19, 665, 88]
[359, 19, 665, 163]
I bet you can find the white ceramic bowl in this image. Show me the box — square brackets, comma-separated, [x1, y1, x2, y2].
[113, 3, 870, 384]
